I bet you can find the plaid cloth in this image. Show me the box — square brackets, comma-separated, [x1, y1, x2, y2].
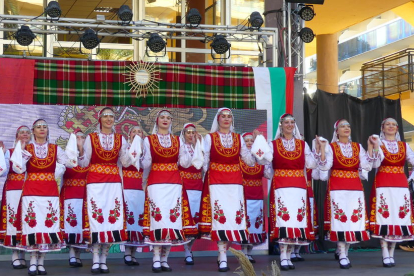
[34, 60, 256, 109]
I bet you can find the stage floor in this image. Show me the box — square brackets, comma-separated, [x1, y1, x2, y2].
[1, 250, 414, 275]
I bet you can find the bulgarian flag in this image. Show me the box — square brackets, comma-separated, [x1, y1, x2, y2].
[253, 67, 296, 140]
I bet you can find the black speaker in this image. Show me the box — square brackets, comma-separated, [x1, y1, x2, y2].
[286, 0, 325, 4]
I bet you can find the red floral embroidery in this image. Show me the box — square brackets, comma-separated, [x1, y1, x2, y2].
[7, 204, 18, 228]
[235, 201, 245, 225]
[124, 201, 135, 225]
[169, 198, 181, 223]
[255, 208, 263, 229]
[213, 200, 227, 224]
[246, 215, 251, 228]
[350, 198, 363, 223]
[277, 197, 290, 221]
[138, 213, 144, 226]
[398, 194, 410, 219]
[90, 198, 104, 224]
[193, 212, 200, 224]
[149, 200, 162, 222]
[332, 200, 347, 223]
[378, 193, 390, 219]
[24, 201, 37, 228]
[65, 203, 77, 227]
[45, 200, 58, 228]
[108, 197, 121, 224]
[297, 198, 306, 222]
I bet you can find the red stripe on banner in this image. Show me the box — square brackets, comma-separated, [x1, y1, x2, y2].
[0, 58, 35, 104]
[284, 67, 297, 114]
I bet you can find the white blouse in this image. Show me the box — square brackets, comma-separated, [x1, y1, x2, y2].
[78, 133, 132, 168]
[141, 134, 194, 171]
[203, 132, 255, 173]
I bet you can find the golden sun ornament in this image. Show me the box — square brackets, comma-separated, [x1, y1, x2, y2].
[124, 60, 161, 98]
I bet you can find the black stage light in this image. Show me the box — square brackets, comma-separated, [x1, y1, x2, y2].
[80, 29, 100, 49]
[299, 27, 315, 43]
[249, 11, 264, 30]
[45, 1, 61, 19]
[211, 35, 231, 55]
[147, 33, 166, 53]
[187, 8, 202, 27]
[299, 5, 315, 21]
[286, 0, 324, 4]
[118, 5, 133, 24]
[15, 25, 36, 46]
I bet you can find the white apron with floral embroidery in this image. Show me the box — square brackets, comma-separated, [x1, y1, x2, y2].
[246, 199, 264, 238]
[2, 190, 22, 248]
[63, 198, 85, 248]
[275, 188, 308, 231]
[187, 190, 202, 220]
[123, 189, 145, 246]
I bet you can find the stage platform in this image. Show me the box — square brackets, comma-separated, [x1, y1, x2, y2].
[1, 250, 413, 275]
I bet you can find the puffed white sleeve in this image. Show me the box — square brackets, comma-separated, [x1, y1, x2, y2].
[305, 142, 318, 169]
[359, 144, 374, 172]
[0, 149, 10, 176]
[119, 136, 134, 167]
[318, 144, 332, 181]
[405, 143, 414, 182]
[203, 134, 211, 173]
[264, 164, 274, 179]
[257, 142, 273, 166]
[57, 146, 76, 169]
[11, 146, 31, 174]
[78, 135, 92, 168]
[178, 140, 193, 169]
[240, 135, 256, 166]
[141, 137, 152, 170]
[372, 146, 385, 169]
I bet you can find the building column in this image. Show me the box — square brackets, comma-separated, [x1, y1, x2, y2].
[316, 34, 338, 93]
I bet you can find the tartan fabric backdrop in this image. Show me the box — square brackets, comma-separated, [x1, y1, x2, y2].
[34, 60, 256, 108]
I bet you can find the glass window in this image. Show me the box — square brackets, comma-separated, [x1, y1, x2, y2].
[145, 0, 181, 24]
[5, 0, 43, 16]
[230, 0, 264, 27]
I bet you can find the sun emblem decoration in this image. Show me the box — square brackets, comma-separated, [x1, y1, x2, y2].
[123, 60, 161, 98]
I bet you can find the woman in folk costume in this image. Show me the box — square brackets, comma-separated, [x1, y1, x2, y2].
[178, 123, 204, 265]
[78, 107, 135, 274]
[369, 118, 414, 267]
[316, 119, 379, 269]
[141, 110, 199, 273]
[0, 126, 31, 269]
[122, 125, 146, 266]
[60, 130, 89, 268]
[259, 114, 317, 271]
[11, 119, 78, 276]
[199, 107, 256, 272]
[239, 132, 266, 263]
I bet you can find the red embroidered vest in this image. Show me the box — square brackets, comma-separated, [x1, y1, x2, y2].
[271, 138, 305, 170]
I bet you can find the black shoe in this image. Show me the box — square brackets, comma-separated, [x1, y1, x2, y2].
[296, 254, 305, 261]
[100, 263, 109, 273]
[280, 259, 289, 271]
[334, 252, 339, 260]
[12, 259, 24, 269]
[218, 261, 230, 272]
[161, 261, 172, 272]
[75, 258, 83, 267]
[90, 263, 101, 274]
[246, 255, 256, 264]
[69, 257, 78, 267]
[383, 257, 392, 268]
[288, 261, 295, 270]
[28, 264, 37, 276]
[131, 257, 139, 266]
[124, 255, 133, 266]
[290, 254, 298, 262]
[389, 257, 395, 267]
[20, 259, 28, 269]
[37, 265, 47, 275]
[339, 258, 350, 269]
[152, 261, 162, 273]
[184, 256, 194, 265]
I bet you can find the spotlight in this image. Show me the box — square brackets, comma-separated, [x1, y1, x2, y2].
[299, 5, 315, 21]
[249, 11, 264, 30]
[118, 5, 133, 25]
[45, 1, 61, 19]
[147, 33, 166, 53]
[299, 27, 315, 43]
[15, 25, 36, 46]
[80, 28, 100, 49]
[186, 8, 202, 27]
[210, 35, 231, 59]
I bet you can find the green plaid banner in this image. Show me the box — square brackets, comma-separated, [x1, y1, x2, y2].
[34, 60, 256, 109]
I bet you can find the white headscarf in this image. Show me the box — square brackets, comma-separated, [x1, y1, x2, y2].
[128, 125, 143, 144]
[152, 110, 173, 135]
[210, 107, 235, 133]
[180, 123, 196, 145]
[331, 119, 352, 143]
[379, 117, 401, 141]
[274, 113, 301, 140]
[97, 107, 116, 133]
[14, 125, 31, 147]
[31, 119, 49, 143]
